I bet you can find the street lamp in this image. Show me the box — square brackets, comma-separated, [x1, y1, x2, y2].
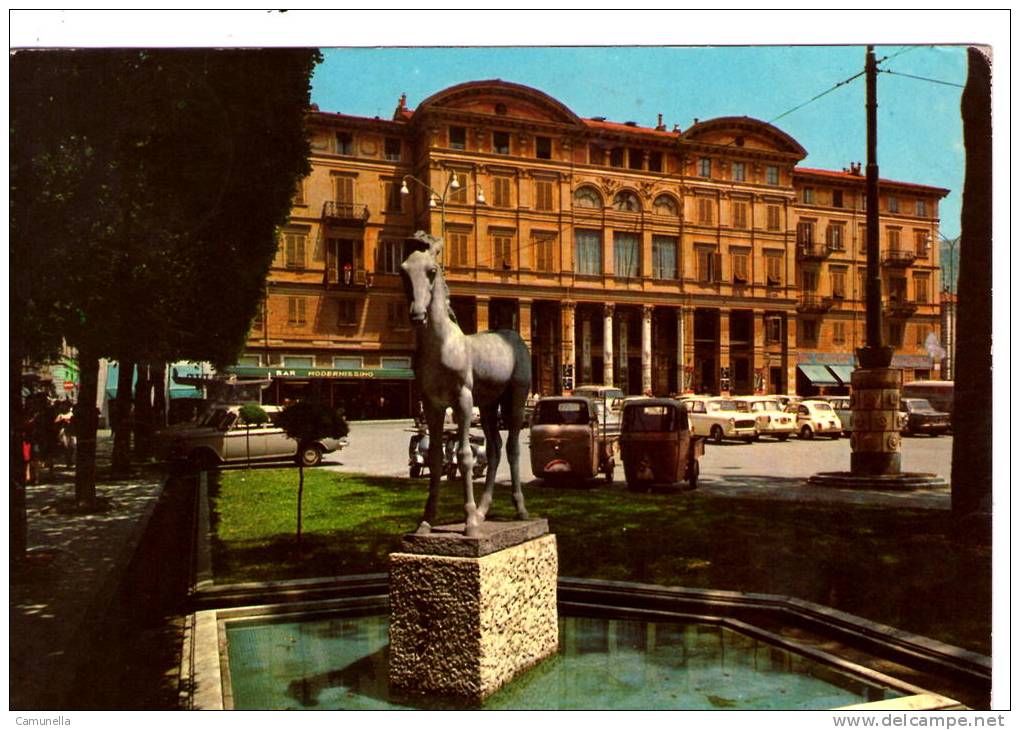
[400, 170, 486, 241]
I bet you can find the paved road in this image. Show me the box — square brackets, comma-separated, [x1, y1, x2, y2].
[322, 420, 952, 509]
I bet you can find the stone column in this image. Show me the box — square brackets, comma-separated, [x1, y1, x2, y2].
[642, 305, 653, 395]
[476, 296, 490, 333]
[560, 301, 575, 392]
[518, 298, 533, 351]
[677, 307, 687, 393]
[603, 303, 615, 387]
[718, 309, 731, 395]
[849, 368, 902, 475]
[753, 308, 766, 393]
[786, 315, 798, 395]
[618, 315, 629, 391]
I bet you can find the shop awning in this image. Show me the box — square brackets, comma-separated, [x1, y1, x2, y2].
[224, 366, 416, 381]
[826, 364, 855, 386]
[797, 364, 839, 386]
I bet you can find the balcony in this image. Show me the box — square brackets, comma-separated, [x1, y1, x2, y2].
[322, 201, 370, 226]
[797, 242, 833, 261]
[882, 249, 918, 267]
[796, 294, 834, 313]
[884, 298, 918, 317]
[324, 266, 371, 290]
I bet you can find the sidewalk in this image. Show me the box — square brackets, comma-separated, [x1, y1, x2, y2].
[9, 432, 168, 709]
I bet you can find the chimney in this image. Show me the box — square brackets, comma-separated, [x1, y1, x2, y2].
[672, 124, 681, 132]
[656, 113, 666, 131]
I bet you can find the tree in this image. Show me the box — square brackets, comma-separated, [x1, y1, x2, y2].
[11, 49, 321, 508]
[238, 403, 269, 470]
[276, 401, 349, 549]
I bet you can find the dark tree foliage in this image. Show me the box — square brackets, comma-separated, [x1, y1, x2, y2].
[10, 48, 321, 509]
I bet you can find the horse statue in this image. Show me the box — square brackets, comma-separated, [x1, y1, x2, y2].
[400, 231, 532, 537]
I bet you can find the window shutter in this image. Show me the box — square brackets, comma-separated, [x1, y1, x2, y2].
[326, 240, 338, 283]
[711, 252, 723, 282]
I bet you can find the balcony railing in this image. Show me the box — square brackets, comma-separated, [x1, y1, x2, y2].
[322, 201, 370, 225]
[796, 294, 834, 313]
[882, 249, 917, 267]
[324, 267, 371, 290]
[884, 298, 918, 317]
[797, 242, 833, 261]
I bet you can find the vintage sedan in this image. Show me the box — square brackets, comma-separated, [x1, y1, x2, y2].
[732, 396, 797, 441]
[900, 398, 951, 437]
[159, 404, 346, 469]
[678, 396, 757, 443]
[792, 400, 843, 439]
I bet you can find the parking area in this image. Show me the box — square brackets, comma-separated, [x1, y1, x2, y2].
[322, 420, 952, 507]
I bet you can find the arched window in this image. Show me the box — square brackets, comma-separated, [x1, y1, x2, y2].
[653, 194, 679, 217]
[612, 190, 641, 212]
[573, 186, 602, 209]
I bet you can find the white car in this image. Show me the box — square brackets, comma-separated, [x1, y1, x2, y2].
[792, 400, 843, 439]
[679, 396, 757, 443]
[159, 404, 347, 468]
[571, 385, 626, 412]
[732, 396, 797, 441]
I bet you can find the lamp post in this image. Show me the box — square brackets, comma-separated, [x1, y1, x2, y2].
[400, 170, 486, 242]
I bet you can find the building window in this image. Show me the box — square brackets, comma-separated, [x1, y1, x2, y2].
[765, 255, 783, 286]
[915, 199, 928, 217]
[888, 322, 904, 347]
[732, 250, 750, 283]
[382, 356, 412, 369]
[284, 231, 307, 268]
[491, 233, 513, 270]
[588, 144, 605, 166]
[624, 148, 641, 170]
[888, 196, 899, 213]
[830, 268, 847, 298]
[613, 232, 640, 278]
[333, 175, 355, 206]
[608, 148, 625, 168]
[653, 194, 678, 217]
[287, 297, 307, 326]
[766, 165, 779, 186]
[573, 186, 602, 209]
[697, 247, 722, 283]
[338, 299, 358, 326]
[797, 221, 814, 245]
[384, 138, 402, 161]
[731, 201, 749, 229]
[385, 182, 403, 212]
[335, 132, 353, 155]
[915, 325, 927, 347]
[802, 187, 814, 204]
[832, 190, 844, 208]
[801, 268, 819, 292]
[888, 228, 901, 251]
[326, 238, 362, 286]
[493, 131, 510, 155]
[765, 316, 782, 343]
[492, 176, 512, 208]
[826, 223, 845, 250]
[449, 126, 466, 150]
[378, 239, 405, 274]
[833, 321, 846, 344]
[535, 180, 555, 211]
[575, 230, 602, 275]
[858, 267, 867, 300]
[612, 190, 641, 212]
[914, 273, 930, 303]
[283, 355, 314, 368]
[698, 157, 712, 177]
[447, 230, 469, 268]
[535, 136, 552, 159]
[251, 300, 265, 331]
[386, 300, 406, 329]
[533, 234, 556, 272]
[766, 205, 781, 231]
[237, 354, 261, 367]
[648, 151, 663, 172]
[448, 177, 467, 204]
[914, 230, 930, 257]
[800, 319, 818, 345]
[888, 276, 908, 302]
[732, 162, 746, 182]
[652, 236, 677, 279]
[292, 178, 306, 206]
[333, 356, 364, 369]
[697, 197, 714, 225]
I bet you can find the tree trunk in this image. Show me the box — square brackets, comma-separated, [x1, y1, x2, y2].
[10, 346, 28, 563]
[151, 362, 167, 430]
[75, 351, 100, 509]
[133, 362, 153, 461]
[296, 465, 304, 549]
[111, 360, 135, 476]
[951, 48, 993, 521]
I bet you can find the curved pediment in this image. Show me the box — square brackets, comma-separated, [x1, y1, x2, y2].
[415, 80, 583, 126]
[682, 116, 807, 158]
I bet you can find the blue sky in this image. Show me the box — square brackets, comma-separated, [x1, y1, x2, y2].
[312, 45, 968, 240]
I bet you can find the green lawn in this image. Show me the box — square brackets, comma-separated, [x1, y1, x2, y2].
[209, 468, 991, 654]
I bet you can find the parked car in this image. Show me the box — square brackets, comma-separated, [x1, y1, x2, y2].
[900, 398, 951, 437]
[825, 396, 853, 436]
[571, 385, 626, 412]
[159, 404, 347, 469]
[902, 380, 954, 427]
[792, 400, 843, 439]
[732, 396, 797, 441]
[678, 396, 757, 443]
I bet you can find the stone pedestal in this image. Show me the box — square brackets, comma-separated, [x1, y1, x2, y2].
[850, 366, 902, 475]
[388, 520, 558, 703]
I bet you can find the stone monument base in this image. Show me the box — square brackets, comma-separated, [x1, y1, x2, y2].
[388, 519, 558, 703]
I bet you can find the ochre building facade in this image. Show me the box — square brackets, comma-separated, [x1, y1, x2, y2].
[234, 80, 947, 417]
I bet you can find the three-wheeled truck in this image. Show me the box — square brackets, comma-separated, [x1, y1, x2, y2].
[529, 396, 616, 484]
[619, 398, 703, 490]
